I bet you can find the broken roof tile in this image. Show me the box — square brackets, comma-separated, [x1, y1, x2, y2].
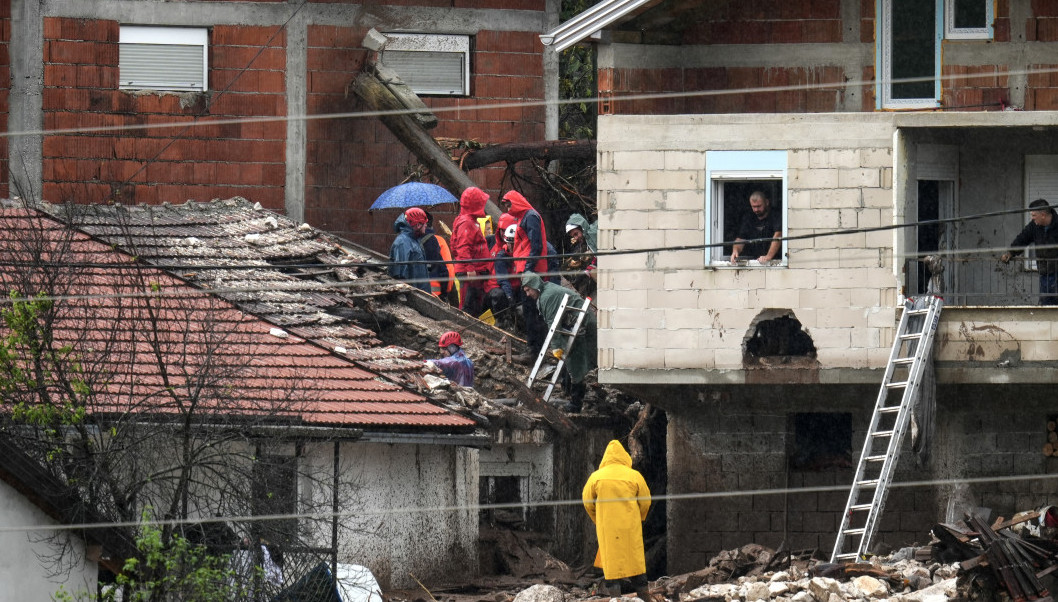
[0, 207, 477, 433]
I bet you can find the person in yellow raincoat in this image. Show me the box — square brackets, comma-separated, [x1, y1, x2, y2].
[582, 440, 652, 600]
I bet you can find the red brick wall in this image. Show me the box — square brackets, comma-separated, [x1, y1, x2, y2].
[603, 0, 1058, 115]
[605, 1, 848, 116]
[681, 0, 842, 45]
[41, 18, 286, 208]
[304, 26, 547, 253]
[604, 65, 847, 116]
[942, 65, 1009, 109]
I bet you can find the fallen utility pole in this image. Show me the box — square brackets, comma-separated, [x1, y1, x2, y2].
[351, 71, 502, 221]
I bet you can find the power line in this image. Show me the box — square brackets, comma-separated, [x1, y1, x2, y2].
[0, 202, 1046, 274]
[0, 471, 1054, 535]
[3, 67, 1056, 141]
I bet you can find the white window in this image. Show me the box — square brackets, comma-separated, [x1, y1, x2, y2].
[380, 33, 470, 96]
[944, 0, 993, 40]
[705, 151, 787, 267]
[120, 26, 208, 92]
[878, 0, 941, 109]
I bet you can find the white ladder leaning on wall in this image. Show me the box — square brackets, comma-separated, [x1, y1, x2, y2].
[830, 295, 944, 563]
[525, 294, 592, 403]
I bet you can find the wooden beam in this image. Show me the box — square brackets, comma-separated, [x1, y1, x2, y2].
[351, 71, 502, 220]
[461, 139, 597, 171]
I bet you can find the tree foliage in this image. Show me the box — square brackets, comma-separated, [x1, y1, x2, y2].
[0, 207, 347, 599]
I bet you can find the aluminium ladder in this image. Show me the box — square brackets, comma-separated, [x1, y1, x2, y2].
[526, 293, 592, 402]
[830, 295, 944, 563]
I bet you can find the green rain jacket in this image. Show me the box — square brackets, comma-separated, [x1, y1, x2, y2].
[521, 271, 597, 383]
[565, 213, 598, 253]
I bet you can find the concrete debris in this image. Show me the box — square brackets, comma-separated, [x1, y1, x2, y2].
[513, 585, 566, 602]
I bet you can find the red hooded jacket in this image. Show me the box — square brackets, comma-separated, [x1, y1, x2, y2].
[503, 190, 549, 274]
[452, 187, 498, 290]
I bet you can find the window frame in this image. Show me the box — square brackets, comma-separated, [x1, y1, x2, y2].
[944, 0, 994, 40]
[877, 0, 942, 109]
[119, 25, 209, 92]
[380, 33, 471, 96]
[704, 150, 788, 267]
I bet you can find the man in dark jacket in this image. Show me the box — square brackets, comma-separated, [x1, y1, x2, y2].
[730, 190, 782, 263]
[1001, 198, 1058, 305]
[522, 271, 596, 412]
[389, 208, 430, 293]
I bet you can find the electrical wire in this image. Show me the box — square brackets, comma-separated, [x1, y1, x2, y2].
[1, 471, 1056, 535]
[5, 66, 1058, 141]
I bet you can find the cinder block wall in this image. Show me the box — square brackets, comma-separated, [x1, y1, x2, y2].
[596, 113, 899, 380]
[662, 383, 1058, 574]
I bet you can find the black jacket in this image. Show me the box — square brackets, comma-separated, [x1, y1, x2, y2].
[1009, 211, 1058, 274]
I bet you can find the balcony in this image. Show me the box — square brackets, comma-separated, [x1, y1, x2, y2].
[904, 256, 1058, 307]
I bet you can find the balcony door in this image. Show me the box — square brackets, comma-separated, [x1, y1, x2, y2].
[915, 144, 959, 300]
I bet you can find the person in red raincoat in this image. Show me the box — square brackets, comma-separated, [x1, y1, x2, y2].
[451, 187, 495, 318]
[501, 190, 549, 353]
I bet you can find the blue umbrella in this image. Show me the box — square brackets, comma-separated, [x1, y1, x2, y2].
[370, 182, 459, 210]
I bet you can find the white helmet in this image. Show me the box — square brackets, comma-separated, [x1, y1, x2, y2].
[503, 224, 517, 243]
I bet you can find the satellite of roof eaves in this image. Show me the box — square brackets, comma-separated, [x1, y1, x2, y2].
[0, 206, 477, 432]
[40, 198, 436, 389]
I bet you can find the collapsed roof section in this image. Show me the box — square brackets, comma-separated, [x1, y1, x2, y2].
[0, 206, 478, 433]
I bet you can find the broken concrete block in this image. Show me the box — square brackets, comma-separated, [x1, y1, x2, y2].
[790, 591, 813, 602]
[767, 581, 790, 597]
[742, 581, 770, 601]
[807, 577, 841, 602]
[513, 584, 565, 602]
[848, 575, 888, 599]
[895, 578, 956, 602]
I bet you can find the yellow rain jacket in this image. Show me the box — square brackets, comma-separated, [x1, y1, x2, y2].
[582, 440, 651, 580]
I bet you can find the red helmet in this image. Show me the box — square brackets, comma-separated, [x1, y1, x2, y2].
[405, 207, 428, 227]
[438, 331, 462, 348]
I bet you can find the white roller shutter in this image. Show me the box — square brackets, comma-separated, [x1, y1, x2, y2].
[380, 34, 470, 96]
[119, 26, 208, 92]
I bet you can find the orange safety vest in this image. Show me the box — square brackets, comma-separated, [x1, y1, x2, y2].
[421, 233, 456, 297]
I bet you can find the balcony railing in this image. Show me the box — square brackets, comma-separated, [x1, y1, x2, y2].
[904, 256, 1057, 306]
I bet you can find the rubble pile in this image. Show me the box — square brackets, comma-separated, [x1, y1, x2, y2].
[933, 509, 1058, 602]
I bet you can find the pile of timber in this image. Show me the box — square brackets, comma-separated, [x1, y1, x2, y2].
[932, 511, 1058, 602]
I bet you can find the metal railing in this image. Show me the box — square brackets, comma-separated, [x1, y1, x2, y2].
[904, 256, 1058, 306]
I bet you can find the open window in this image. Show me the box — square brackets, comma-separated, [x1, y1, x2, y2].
[705, 150, 787, 266]
[119, 26, 208, 92]
[877, 0, 941, 109]
[789, 412, 852, 471]
[379, 33, 471, 96]
[944, 0, 993, 40]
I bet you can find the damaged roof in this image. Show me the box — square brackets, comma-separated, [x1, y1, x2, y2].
[0, 206, 478, 433]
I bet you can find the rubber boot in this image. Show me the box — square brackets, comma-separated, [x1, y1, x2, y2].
[634, 586, 652, 602]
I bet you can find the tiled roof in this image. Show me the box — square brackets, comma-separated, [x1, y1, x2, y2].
[42, 199, 436, 383]
[0, 207, 476, 432]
